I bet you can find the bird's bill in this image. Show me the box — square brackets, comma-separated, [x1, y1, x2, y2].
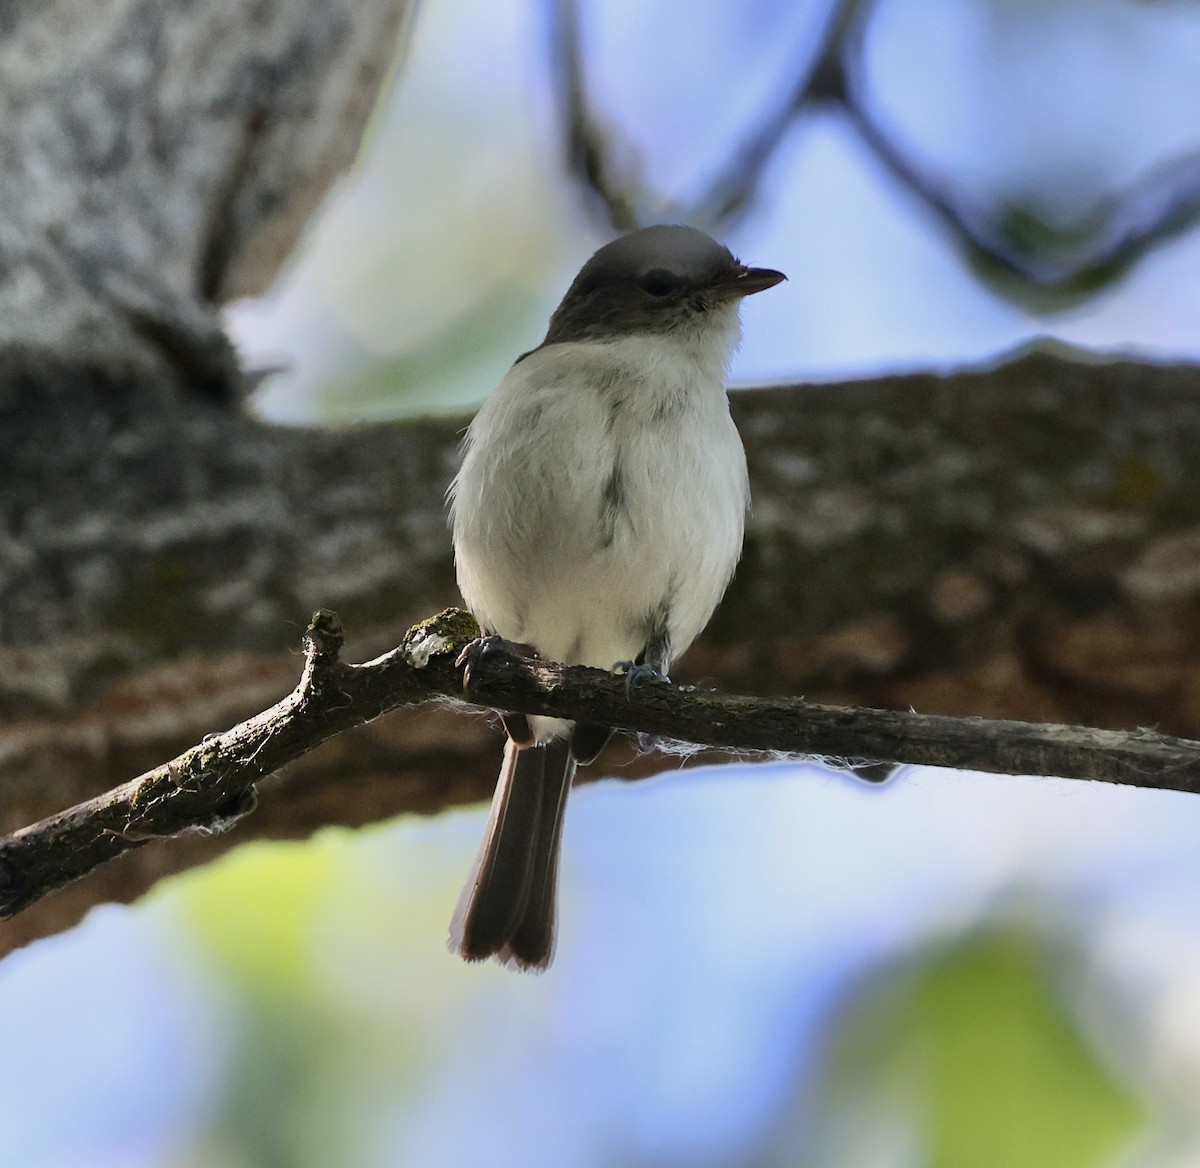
[709, 265, 787, 300]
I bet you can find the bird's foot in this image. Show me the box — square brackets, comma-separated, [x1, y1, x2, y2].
[455, 633, 505, 689]
[613, 660, 670, 696]
[456, 635, 537, 691]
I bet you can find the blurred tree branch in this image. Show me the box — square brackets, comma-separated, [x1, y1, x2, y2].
[9, 350, 1200, 953]
[550, 0, 1200, 296]
[0, 0, 416, 401]
[7, 606, 1200, 928]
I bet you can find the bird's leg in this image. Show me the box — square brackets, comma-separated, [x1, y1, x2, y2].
[613, 625, 672, 695]
[610, 626, 674, 755]
[573, 627, 673, 765]
[456, 636, 539, 747]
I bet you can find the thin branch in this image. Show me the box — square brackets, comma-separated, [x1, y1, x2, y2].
[685, 0, 867, 227]
[4, 607, 1200, 922]
[545, 0, 866, 231]
[547, 0, 642, 230]
[549, 0, 1200, 294]
[837, 74, 1200, 294]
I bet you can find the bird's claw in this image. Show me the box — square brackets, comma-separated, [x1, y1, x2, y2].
[457, 635, 538, 691]
[456, 634, 508, 690]
[613, 660, 670, 697]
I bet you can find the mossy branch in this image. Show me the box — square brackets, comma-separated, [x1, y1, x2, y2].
[4, 607, 1200, 921]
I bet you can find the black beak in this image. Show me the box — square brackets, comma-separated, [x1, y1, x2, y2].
[710, 264, 787, 301]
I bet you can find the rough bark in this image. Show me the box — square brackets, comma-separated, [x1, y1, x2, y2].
[0, 0, 424, 948]
[5, 0, 1200, 952]
[7, 350, 1200, 952]
[0, 0, 416, 395]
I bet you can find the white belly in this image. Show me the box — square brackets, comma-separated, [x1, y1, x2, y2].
[451, 333, 749, 677]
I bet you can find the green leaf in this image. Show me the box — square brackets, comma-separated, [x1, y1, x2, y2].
[911, 932, 1145, 1168]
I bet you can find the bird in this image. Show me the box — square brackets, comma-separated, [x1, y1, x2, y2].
[448, 224, 785, 970]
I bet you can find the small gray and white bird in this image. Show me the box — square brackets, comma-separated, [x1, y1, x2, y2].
[448, 225, 785, 970]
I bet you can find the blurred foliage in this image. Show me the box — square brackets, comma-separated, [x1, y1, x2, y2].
[166, 835, 435, 1168]
[165, 834, 1151, 1168]
[323, 284, 546, 421]
[782, 928, 1148, 1167]
[914, 933, 1144, 1168]
[176, 840, 338, 999]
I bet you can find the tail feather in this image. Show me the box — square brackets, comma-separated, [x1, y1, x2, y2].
[450, 737, 575, 971]
[502, 740, 575, 969]
[450, 739, 541, 961]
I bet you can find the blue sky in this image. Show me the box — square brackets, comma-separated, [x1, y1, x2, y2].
[232, 0, 1200, 420]
[5, 763, 1199, 1166]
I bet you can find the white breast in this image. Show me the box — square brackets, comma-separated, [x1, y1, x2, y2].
[450, 310, 749, 679]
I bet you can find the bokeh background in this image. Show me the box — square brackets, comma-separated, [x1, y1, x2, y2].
[6, 0, 1200, 1164]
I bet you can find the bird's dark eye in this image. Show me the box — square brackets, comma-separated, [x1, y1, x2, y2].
[639, 268, 680, 297]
